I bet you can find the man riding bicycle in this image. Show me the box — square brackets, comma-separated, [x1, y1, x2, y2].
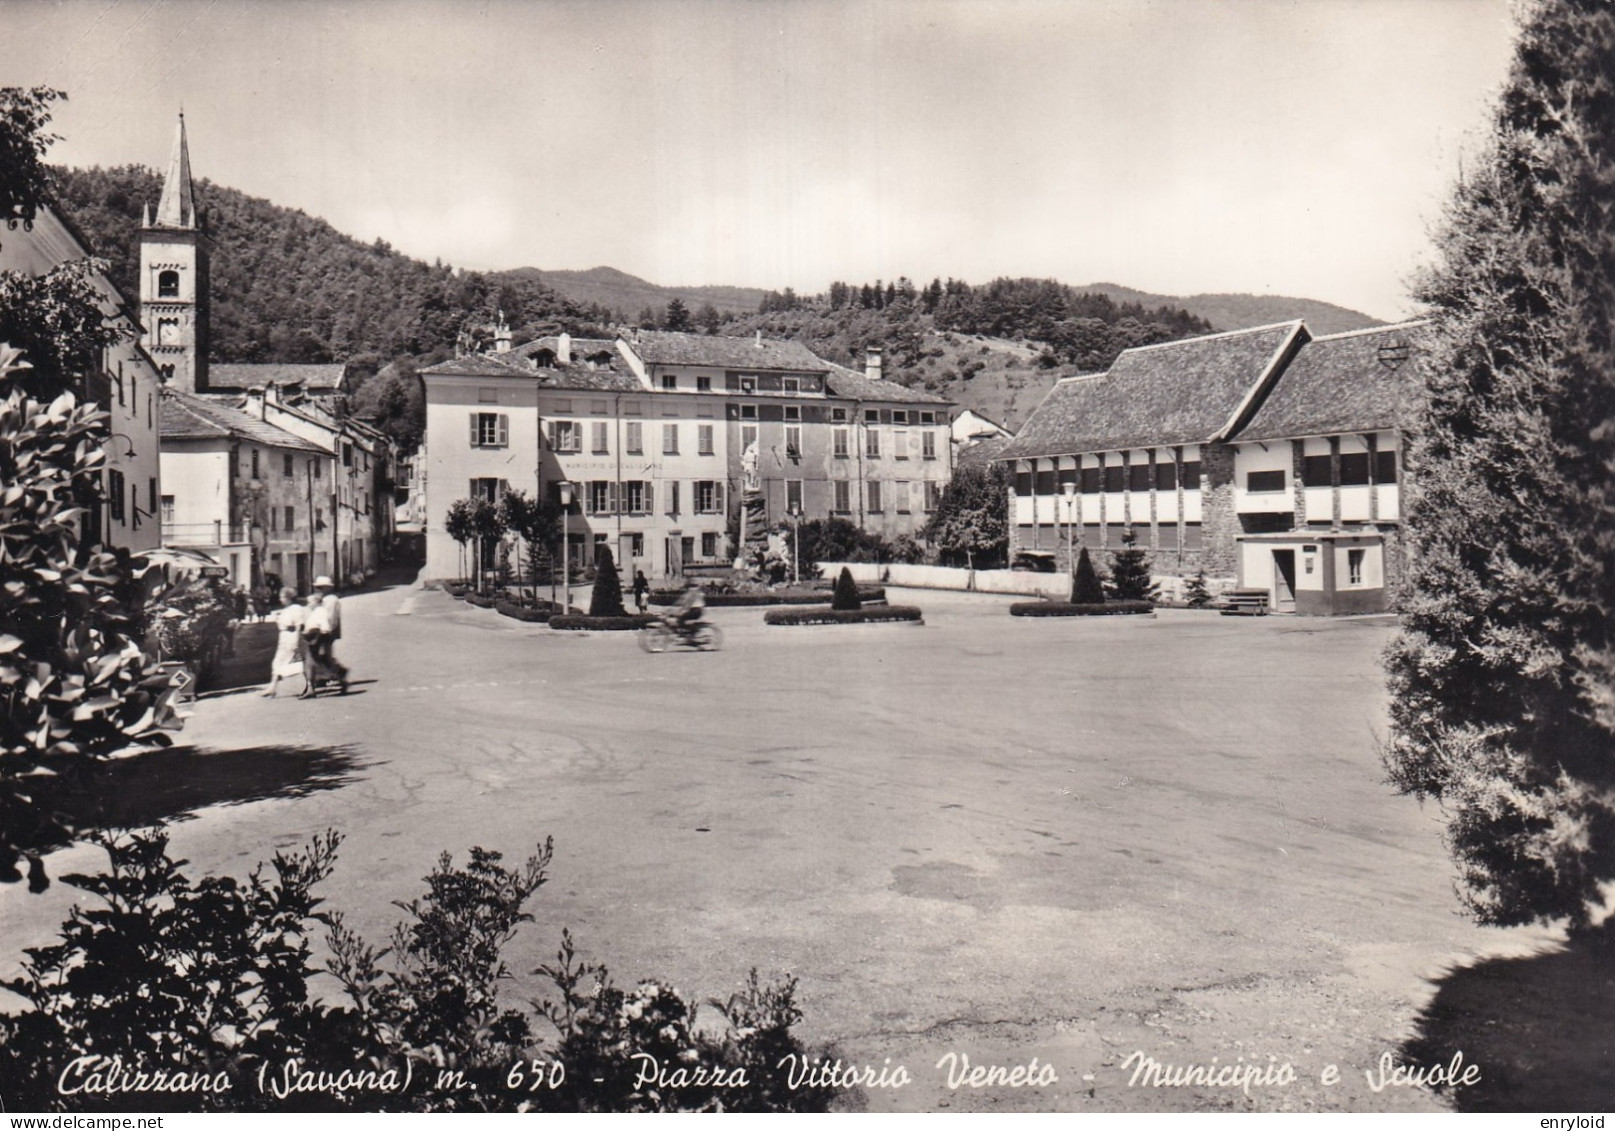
[670, 581, 707, 639]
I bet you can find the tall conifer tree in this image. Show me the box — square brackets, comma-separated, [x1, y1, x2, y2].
[1383, 0, 1615, 928]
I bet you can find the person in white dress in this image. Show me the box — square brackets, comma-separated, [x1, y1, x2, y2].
[261, 588, 307, 698]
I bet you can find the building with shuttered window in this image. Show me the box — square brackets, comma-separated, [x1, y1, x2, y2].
[420, 329, 952, 581]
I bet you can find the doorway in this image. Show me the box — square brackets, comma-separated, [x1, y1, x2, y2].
[1271, 549, 1297, 612]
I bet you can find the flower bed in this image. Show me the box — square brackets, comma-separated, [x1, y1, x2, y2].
[1009, 600, 1155, 617]
[465, 592, 497, 608]
[650, 586, 886, 607]
[494, 598, 574, 623]
[763, 605, 924, 626]
[548, 613, 662, 631]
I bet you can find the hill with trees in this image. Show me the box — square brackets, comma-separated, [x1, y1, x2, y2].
[502, 265, 763, 324]
[47, 165, 595, 366]
[1072, 283, 1380, 337]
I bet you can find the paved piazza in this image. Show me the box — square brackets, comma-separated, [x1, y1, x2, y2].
[1, 574, 1550, 1112]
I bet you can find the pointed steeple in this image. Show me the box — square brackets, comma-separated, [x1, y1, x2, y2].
[153, 112, 196, 229]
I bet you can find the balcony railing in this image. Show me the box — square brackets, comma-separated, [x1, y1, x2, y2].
[162, 521, 250, 547]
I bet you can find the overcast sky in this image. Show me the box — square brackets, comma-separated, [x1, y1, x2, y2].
[7, 0, 1516, 321]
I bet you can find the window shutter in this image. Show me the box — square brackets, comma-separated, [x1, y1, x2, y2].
[498, 479, 509, 499]
[497, 415, 509, 447]
[468, 479, 477, 497]
[715, 481, 724, 514]
[469, 414, 479, 446]
[645, 482, 654, 513]
[609, 480, 619, 514]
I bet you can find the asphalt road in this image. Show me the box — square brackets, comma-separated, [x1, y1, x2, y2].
[0, 575, 1554, 1112]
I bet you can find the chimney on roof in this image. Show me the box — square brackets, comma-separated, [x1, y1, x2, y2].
[244, 386, 266, 418]
[865, 347, 884, 381]
[755, 330, 763, 348]
[494, 313, 511, 353]
[557, 332, 572, 365]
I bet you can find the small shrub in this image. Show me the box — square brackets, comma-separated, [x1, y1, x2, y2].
[589, 546, 627, 617]
[1184, 570, 1213, 609]
[831, 567, 862, 611]
[466, 592, 497, 608]
[548, 614, 660, 631]
[1070, 548, 1106, 604]
[1106, 529, 1160, 603]
[764, 606, 923, 626]
[1010, 600, 1154, 617]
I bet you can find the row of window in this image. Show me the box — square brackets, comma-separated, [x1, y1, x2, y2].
[1247, 452, 1399, 493]
[467, 476, 941, 518]
[1015, 461, 1204, 496]
[566, 530, 726, 561]
[478, 413, 943, 462]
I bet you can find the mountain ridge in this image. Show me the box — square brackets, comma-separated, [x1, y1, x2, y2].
[517, 266, 1382, 336]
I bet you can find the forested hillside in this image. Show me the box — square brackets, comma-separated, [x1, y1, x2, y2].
[49, 166, 594, 368]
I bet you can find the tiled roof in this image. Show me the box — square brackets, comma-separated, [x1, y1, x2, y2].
[210, 363, 347, 390]
[997, 322, 1307, 460]
[160, 390, 329, 453]
[418, 354, 528, 378]
[625, 330, 828, 372]
[420, 351, 642, 392]
[823, 361, 952, 405]
[1234, 321, 1429, 442]
[956, 434, 1014, 469]
[533, 368, 643, 393]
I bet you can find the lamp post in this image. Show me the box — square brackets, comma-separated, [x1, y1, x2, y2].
[558, 480, 573, 613]
[788, 500, 802, 585]
[1062, 480, 1078, 575]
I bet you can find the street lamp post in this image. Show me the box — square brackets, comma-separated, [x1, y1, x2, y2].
[558, 481, 573, 613]
[788, 500, 802, 585]
[1062, 480, 1078, 575]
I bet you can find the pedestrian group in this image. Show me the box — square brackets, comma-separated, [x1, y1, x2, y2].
[263, 575, 350, 699]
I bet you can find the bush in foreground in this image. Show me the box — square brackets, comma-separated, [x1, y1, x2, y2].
[0, 829, 839, 1112]
[764, 606, 923, 626]
[1383, 0, 1615, 929]
[1010, 600, 1154, 617]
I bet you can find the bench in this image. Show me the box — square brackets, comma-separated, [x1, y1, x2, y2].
[1219, 589, 1271, 616]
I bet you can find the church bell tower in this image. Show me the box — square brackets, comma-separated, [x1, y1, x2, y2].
[140, 113, 208, 393]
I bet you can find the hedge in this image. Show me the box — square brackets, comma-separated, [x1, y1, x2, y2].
[763, 605, 924, 626]
[1008, 600, 1155, 617]
[650, 587, 886, 607]
[466, 593, 497, 608]
[548, 614, 662, 631]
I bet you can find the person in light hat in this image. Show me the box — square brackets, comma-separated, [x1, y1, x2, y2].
[300, 576, 349, 697]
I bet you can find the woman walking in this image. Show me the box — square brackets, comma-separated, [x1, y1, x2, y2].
[261, 587, 307, 698]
